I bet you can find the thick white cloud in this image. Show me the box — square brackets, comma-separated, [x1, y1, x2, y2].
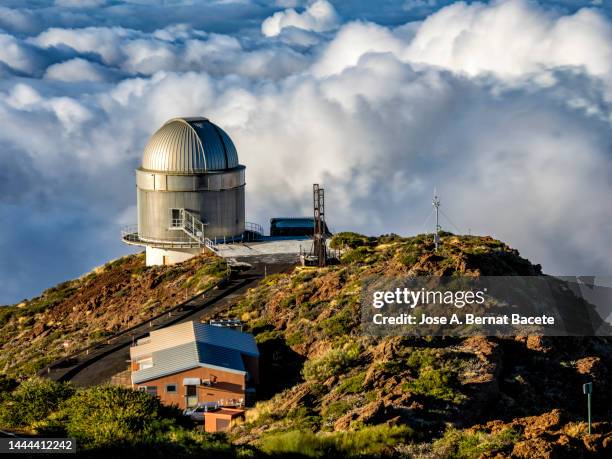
[262, 0, 340, 37]
[312, 21, 405, 77]
[1, 0, 612, 304]
[0, 33, 48, 76]
[44, 57, 117, 82]
[33, 26, 133, 65]
[404, 0, 612, 79]
[30, 26, 308, 80]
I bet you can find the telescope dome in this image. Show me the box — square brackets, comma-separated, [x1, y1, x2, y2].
[141, 117, 239, 173]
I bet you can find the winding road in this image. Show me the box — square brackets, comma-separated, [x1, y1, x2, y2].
[42, 256, 295, 387]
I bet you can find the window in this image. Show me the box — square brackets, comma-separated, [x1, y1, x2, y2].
[137, 358, 153, 370]
[166, 384, 177, 394]
[170, 208, 182, 228]
[138, 386, 157, 396]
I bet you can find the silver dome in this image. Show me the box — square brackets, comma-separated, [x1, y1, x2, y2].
[141, 117, 239, 173]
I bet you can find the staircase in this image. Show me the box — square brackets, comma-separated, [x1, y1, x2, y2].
[172, 209, 218, 252]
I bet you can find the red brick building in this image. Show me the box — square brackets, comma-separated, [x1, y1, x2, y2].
[130, 321, 258, 409]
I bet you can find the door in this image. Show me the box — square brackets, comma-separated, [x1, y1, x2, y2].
[185, 385, 197, 407]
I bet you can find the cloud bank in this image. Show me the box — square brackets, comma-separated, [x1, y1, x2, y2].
[0, 0, 611, 304]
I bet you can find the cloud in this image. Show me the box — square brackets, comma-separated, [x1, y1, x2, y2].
[44, 57, 119, 82]
[55, 0, 108, 7]
[0, 0, 612, 304]
[312, 21, 405, 77]
[403, 0, 439, 12]
[262, 0, 340, 37]
[404, 0, 612, 79]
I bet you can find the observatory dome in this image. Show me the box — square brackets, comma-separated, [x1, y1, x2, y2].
[141, 117, 239, 173]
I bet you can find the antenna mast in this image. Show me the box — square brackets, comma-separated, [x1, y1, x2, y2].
[433, 189, 441, 252]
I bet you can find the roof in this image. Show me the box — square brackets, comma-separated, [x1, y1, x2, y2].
[131, 321, 258, 384]
[141, 117, 240, 173]
[193, 322, 259, 357]
[270, 217, 315, 228]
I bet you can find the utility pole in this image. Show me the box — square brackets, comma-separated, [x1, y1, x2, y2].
[433, 189, 441, 252]
[313, 183, 327, 267]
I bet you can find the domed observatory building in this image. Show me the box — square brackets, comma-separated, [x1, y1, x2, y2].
[122, 117, 260, 266]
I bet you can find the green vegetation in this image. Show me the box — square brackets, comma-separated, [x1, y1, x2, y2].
[286, 406, 321, 431]
[340, 246, 374, 264]
[62, 385, 173, 448]
[0, 253, 228, 378]
[402, 349, 464, 403]
[329, 232, 374, 249]
[1, 233, 579, 457]
[320, 307, 357, 337]
[261, 425, 413, 458]
[0, 375, 19, 402]
[336, 371, 366, 395]
[398, 243, 423, 266]
[183, 259, 227, 290]
[322, 400, 352, 422]
[302, 344, 361, 382]
[0, 378, 75, 428]
[0, 379, 235, 457]
[432, 427, 520, 458]
[0, 305, 16, 328]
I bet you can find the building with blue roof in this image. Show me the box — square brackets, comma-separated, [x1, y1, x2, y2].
[130, 321, 259, 409]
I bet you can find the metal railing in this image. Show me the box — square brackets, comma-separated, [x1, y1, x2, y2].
[121, 225, 205, 248]
[174, 209, 218, 252]
[245, 221, 264, 236]
[121, 225, 141, 243]
[122, 217, 263, 249]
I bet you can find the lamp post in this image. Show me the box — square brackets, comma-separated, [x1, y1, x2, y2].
[583, 382, 593, 434]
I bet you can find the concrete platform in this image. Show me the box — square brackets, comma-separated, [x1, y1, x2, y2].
[214, 236, 313, 260]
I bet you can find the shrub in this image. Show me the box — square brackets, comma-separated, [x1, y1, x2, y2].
[322, 401, 352, 422]
[403, 368, 459, 402]
[255, 330, 283, 344]
[62, 385, 168, 448]
[337, 372, 366, 395]
[0, 375, 18, 400]
[403, 349, 464, 403]
[261, 430, 339, 458]
[0, 378, 75, 428]
[330, 232, 373, 250]
[287, 406, 322, 431]
[286, 330, 306, 346]
[183, 260, 227, 289]
[261, 425, 413, 458]
[432, 427, 520, 458]
[340, 247, 374, 264]
[406, 349, 436, 370]
[398, 244, 423, 266]
[302, 344, 361, 382]
[377, 234, 406, 244]
[0, 306, 16, 327]
[320, 308, 357, 337]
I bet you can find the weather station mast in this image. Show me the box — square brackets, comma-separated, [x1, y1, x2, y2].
[433, 190, 441, 252]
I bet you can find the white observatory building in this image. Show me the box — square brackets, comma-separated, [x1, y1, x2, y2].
[122, 117, 259, 266]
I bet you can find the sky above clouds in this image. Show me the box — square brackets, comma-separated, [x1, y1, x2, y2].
[0, 0, 611, 304]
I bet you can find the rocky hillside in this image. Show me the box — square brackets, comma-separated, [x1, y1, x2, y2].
[210, 233, 611, 457]
[0, 252, 227, 377]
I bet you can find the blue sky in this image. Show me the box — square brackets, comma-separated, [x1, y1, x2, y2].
[0, 0, 611, 304]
